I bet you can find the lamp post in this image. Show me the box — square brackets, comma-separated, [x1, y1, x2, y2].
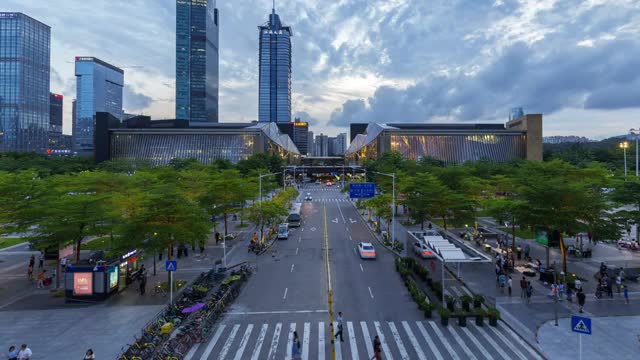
[373, 171, 396, 247]
[631, 129, 639, 177]
[620, 141, 629, 179]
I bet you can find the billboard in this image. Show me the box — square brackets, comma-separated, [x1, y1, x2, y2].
[109, 267, 118, 289]
[73, 273, 93, 295]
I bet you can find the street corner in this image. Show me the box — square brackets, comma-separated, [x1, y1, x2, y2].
[536, 315, 640, 360]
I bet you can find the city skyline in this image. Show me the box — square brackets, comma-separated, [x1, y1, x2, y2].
[2, 0, 639, 139]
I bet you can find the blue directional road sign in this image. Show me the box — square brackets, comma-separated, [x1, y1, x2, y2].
[571, 315, 591, 335]
[349, 182, 376, 199]
[165, 260, 177, 272]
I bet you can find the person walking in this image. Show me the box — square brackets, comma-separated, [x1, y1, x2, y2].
[520, 276, 527, 298]
[566, 285, 573, 303]
[616, 274, 622, 295]
[36, 269, 46, 288]
[28, 255, 35, 269]
[139, 274, 147, 295]
[7, 345, 18, 360]
[507, 276, 513, 297]
[498, 273, 506, 294]
[371, 335, 382, 360]
[574, 279, 582, 292]
[526, 281, 533, 304]
[83, 349, 95, 360]
[577, 289, 586, 313]
[524, 244, 530, 261]
[334, 312, 344, 343]
[623, 285, 629, 304]
[16, 344, 31, 360]
[27, 264, 34, 281]
[60, 257, 67, 272]
[38, 252, 44, 269]
[291, 331, 301, 359]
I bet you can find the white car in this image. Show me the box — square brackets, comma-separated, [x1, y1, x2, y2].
[358, 242, 377, 259]
[305, 192, 312, 201]
[413, 241, 435, 259]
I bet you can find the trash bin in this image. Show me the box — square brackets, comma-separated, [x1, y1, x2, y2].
[484, 244, 491, 253]
[516, 247, 522, 260]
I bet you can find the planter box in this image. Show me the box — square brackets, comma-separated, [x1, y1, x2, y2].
[458, 316, 467, 327]
[446, 303, 455, 312]
[424, 310, 433, 319]
[441, 317, 449, 326]
[475, 316, 484, 327]
[489, 317, 498, 327]
[462, 303, 471, 312]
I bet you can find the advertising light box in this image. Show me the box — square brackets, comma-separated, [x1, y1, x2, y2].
[73, 273, 93, 295]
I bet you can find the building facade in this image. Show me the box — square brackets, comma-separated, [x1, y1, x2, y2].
[314, 133, 329, 157]
[74, 57, 124, 154]
[258, 6, 292, 123]
[292, 120, 309, 156]
[346, 115, 543, 164]
[176, 0, 219, 122]
[328, 133, 347, 156]
[0, 12, 50, 153]
[49, 93, 63, 135]
[307, 131, 314, 156]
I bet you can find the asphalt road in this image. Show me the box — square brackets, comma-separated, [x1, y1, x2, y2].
[188, 184, 544, 360]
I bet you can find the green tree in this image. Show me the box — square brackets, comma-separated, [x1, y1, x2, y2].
[247, 200, 288, 243]
[610, 178, 640, 242]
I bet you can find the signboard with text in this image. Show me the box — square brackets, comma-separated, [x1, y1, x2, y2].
[349, 182, 376, 199]
[73, 273, 93, 296]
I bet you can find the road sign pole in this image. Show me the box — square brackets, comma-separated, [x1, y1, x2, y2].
[579, 333, 582, 360]
[170, 271, 173, 305]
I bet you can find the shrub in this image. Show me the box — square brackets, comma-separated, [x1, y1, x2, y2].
[487, 307, 501, 319]
[460, 295, 472, 311]
[473, 294, 485, 308]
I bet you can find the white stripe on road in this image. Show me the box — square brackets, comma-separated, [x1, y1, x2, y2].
[401, 321, 426, 360]
[184, 343, 200, 360]
[498, 322, 544, 360]
[360, 321, 374, 359]
[337, 203, 346, 223]
[228, 310, 328, 315]
[447, 326, 477, 360]
[286, 323, 296, 360]
[417, 322, 444, 360]
[349, 235, 352, 241]
[388, 321, 410, 360]
[267, 323, 282, 360]
[368, 286, 374, 299]
[250, 324, 268, 360]
[347, 321, 359, 360]
[470, 324, 511, 360]
[333, 322, 342, 360]
[318, 322, 325, 360]
[460, 325, 495, 360]
[428, 321, 459, 360]
[296, 247, 299, 255]
[360, 264, 364, 272]
[488, 324, 530, 360]
[217, 324, 240, 360]
[374, 321, 394, 360]
[233, 324, 254, 360]
[302, 322, 310, 360]
[283, 288, 288, 299]
[291, 264, 295, 272]
[201, 325, 226, 360]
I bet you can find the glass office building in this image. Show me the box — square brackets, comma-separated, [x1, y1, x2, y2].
[176, 0, 219, 122]
[0, 12, 50, 153]
[346, 116, 543, 165]
[258, 6, 292, 123]
[74, 57, 124, 154]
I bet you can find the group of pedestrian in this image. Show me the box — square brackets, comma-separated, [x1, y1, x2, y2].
[495, 256, 513, 295]
[328, 312, 382, 359]
[26, 254, 49, 288]
[5, 344, 31, 360]
[519, 276, 534, 303]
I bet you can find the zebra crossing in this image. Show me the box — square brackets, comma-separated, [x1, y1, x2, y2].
[187, 319, 544, 360]
[311, 198, 350, 202]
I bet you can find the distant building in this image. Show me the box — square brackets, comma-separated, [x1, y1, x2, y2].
[0, 12, 50, 153]
[123, 113, 143, 121]
[175, 0, 219, 122]
[49, 93, 63, 135]
[71, 99, 77, 145]
[330, 133, 347, 155]
[543, 136, 592, 144]
[314, 134, 329, 157]
[74, 57, 124, 154]
[258, 5, 292, 123]
[292, 119, 309, 156]
[307, 131, 314, 156]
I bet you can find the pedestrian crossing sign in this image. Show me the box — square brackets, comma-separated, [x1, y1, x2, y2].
[571, 315, 591, 335]
[165, 260, 177, 272]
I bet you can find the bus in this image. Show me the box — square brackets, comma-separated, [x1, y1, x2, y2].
[287, 210, 301, 228]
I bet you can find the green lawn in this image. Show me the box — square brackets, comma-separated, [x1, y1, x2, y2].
[0, 237, 26, 249]
[83, 236, 111, 251]
[496, 227, 536, 239]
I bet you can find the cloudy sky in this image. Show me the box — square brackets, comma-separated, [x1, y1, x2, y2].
[6, 0, 640, 139]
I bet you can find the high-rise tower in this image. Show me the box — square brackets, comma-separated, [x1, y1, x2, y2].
[176, 0, 219, 122]
[258, 3, 292, 123]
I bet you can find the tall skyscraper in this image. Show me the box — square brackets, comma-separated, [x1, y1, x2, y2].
[176, 0, 219, 122]
[307, 130, 314, 156]
[0, 12, 50, 153]
[74, 57, 124, 154]
[335, 133, 347, 155]
[258, 4, 292, 123]
[314, 133, 328, 157]
[49, 93, 63, 135]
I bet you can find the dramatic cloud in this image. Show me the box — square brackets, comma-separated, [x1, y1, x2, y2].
[4, 0, 640, 138]
[123, 85, 153, 112]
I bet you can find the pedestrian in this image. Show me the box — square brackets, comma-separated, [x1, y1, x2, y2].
[577, 289, 586, 313]
[139, 274, 147, 295]
[520, 276, 527, 298]
[526, 282, 533, 304]
[334, 311, 344, 342]
[291, 331, 301, 359]
[606, 277, 613, 298]
[16, 344, 31, 360]
[524, 244, 530, 261]
[371, 335, 382, 360]
[28, 255, 35, 268]
[36, 269, 46, 288]
[60, 257, 67, 272]
[498, 273, 506, 294]
[427, 222, 432, 230]
[200, 240, 205, 254]
[574, 279, 582, 292]
[7, 345, 18, 360]
[215, 232, 221, 244]
[27, 264, 34, 281]
[616, 274, 622, 295]
[83, 349, 95, 360]
[623, 285, 629, 304]
[38, 251, 44, 268]
[566, 285, 573, 303]
[507, 276, 513, 296]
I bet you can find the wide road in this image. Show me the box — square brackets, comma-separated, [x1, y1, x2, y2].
[188, 183, 543, 360]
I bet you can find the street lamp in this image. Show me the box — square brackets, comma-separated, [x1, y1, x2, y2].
[620, 141, 629, 179]
[373, 171, 396, 247]
[630, 129, 639, 177]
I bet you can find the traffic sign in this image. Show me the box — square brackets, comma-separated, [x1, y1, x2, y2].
[165, 260, 177, 272]
[571, 315, 591, 335]
[349, 182, 376, 199]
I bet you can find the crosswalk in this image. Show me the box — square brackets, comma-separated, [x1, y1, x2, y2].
[310, 198, 350, 202]
[186, 319, 544, 360]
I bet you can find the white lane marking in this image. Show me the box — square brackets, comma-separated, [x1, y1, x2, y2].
[460, 325, 495, 360]
[349, 235, 353, 241]
[428, 321, 459, 360]
[267, 323, 282, 360]
[360, 321, 374, 359]
[460, 286, 474, 297]
[488, 324, 531, 360]
[498, 322, 544, 360]
[368, 286, 374, 299]
[283, 287, 288, 299]
[416, 322, 444, 360]
[353, 248, 357, 255]
[347, 321, 359, 360]
[291, 264, 295, 272]
[299, 237, 302, 243]
[470, 323, 511, 360]
[250, 324, 268, 360]
[302, 322, 310, 360]
[337, 203, 346, 223]
[228, 310, 328, 315]
[401, 321, 426, 360]
[360, 264, 364, 272]
[374, 321, 394, 360]
[318, 322, 325, 360]
[201, 325, 226, 360]
[217, 324, 240, 360]
[447, 326, 477, 360]
[333, 322, 343, 360]
[233, 324, 254, 360]
[286, 323, 296, 360]
[388, 322, 410, 360]
[184, 343, 200, 360]
[296, 247, 299, 255]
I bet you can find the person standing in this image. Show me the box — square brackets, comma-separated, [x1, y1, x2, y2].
[60, 257, 67, 272]
[371, 335, 382, 360]
[83, 349, 95, 360]
[623, 285, 629, 304]
[498, 273, 506, 294]
[139, 274, 147, 295]
[526, 281, 533, 304]
[616, 274, 622, 295]
[292, 331, 301, 359]
[334, 312, 344, 342]
[507, 276, 513, 297]
[27, 264, 34, 281]
[574, 279, 582, 292]
[28, 255, 35, 269]
[38, 252, 44, 268]
[7, 345, 18, 360]
[566, 285, 573, 303]
[520, 276, 527, 298]
[36, 269, 46, 288]
[16, 344, 31, 360]
[577, 289, 586, 313]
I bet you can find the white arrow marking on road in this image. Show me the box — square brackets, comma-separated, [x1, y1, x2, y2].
[267, 323, 282, 360]
[332, 218, 339, 223]
[310, 227, 316, 232]
[233, 324, 254, 360]
[296, 248, 299, 255]
[368, 286, 374, 299]
[350, 218, 357, 224]
[283, 288, 288, 300]
[360, 264, 364, 272]
[291, 264, 295, 273]
[250, 324, 268, 360]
